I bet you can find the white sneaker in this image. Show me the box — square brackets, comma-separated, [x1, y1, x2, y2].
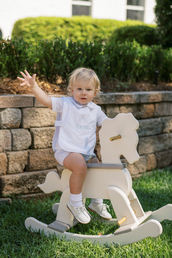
[67, 201, 91, 224]
[88, 202, 112, 220]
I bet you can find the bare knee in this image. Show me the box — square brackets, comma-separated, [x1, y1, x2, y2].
[63, 153, 87, 175]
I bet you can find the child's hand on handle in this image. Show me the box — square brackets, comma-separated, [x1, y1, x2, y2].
[17, 70, 37, 88]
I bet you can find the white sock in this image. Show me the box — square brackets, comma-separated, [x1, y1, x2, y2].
[70, 193, 83, 207]
[91, 198, 103, 205]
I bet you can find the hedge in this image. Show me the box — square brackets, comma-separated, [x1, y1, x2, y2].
[36, 38, 104, 83]
[0, 37, 172, 87]
[108, 25, 160, 46]
[0, 38, 37, 79]
[12, 16, 146, 44]
[105, 41, 172, 82]
[155, 0, 172, 48]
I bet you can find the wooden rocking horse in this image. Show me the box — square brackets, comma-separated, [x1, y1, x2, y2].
[25, 113, 172, 246]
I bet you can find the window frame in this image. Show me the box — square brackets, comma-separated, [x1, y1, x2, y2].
[72, 0, 92, 16]
[126, 0, 145, 22]
[127, 0, 145, 7]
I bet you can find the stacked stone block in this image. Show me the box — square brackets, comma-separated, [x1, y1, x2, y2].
[1, 92, 172, 198]
[0, 95, 58, 198]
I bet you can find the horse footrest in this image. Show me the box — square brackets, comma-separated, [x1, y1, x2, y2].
[47, 220, 71, 233]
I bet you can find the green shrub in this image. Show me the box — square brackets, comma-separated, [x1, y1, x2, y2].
[104, 41, 172, 82]
[155, 0, 172, 48]
[0, 38, 36, 78]
[12, 16, 145, 44]
[36, 37, 104, 84]
[158, 48, 172, 81]
[138, 45, 172, 81]
[104, 41, 142, 81]
[132, 45, 172, 81]
[36, 38, 67, 83]
[1, 38, 172, 86]
[108, 25, 160, 46]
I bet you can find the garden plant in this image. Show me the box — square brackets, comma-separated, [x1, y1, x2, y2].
[0, 37, 172, 91]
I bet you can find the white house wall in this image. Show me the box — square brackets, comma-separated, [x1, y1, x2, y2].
[0, 0, 71, 39]
[92, 0, 126, 21]
[144, 0, 156, 24]
[0, 0, 156, 39]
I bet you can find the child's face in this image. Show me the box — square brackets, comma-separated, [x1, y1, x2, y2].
[71, 79, 96, 105]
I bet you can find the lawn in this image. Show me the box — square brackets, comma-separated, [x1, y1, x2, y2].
[0, 170, 172, 258]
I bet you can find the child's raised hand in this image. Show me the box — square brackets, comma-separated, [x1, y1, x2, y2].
[17, 70, 37, 88]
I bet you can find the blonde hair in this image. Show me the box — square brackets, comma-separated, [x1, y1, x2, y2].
[67, 67, 100, 95]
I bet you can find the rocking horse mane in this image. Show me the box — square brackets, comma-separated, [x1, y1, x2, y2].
[99, 113, 140, 165]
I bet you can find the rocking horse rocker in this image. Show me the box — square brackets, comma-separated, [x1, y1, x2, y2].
[25, 113, 172, 246]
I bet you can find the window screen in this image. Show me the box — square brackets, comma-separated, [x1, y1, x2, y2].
[127, 0, 144, 6]
[72, 5, 90, 16]
[127, 9, 144, 21]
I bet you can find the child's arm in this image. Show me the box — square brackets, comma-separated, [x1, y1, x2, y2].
[17, 70, 52, 109]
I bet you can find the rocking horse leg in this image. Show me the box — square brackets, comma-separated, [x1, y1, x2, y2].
[107, 186, 157, 235]
[46, 188, 79, 233]
[52, 203, 59, 215]
[107, 186, 138, 228]
[128, 188, 145, 217]
[128, 190, 172, 223]
[56, 187, 78, 228]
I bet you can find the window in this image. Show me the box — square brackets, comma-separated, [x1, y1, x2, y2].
[127, 0, 144, 6]
[127, 10, 144, 21]
[72, 0, 92, 16]
[126, 0, 145, 21]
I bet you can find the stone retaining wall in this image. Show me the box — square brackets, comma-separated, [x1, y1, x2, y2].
[1, 92, 172, 198]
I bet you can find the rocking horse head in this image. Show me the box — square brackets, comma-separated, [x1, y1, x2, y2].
[99, 113, 140, 165]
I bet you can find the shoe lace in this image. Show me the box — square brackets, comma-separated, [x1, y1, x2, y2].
[76, 205, 90, 216]
[101, 204, 109, 211]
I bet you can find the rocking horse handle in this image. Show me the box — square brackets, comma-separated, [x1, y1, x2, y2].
[110, 134, 121, 141]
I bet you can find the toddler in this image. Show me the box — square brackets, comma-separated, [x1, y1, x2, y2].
[18, 68, 112, 224]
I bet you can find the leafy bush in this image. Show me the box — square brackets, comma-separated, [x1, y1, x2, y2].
[0, 38, 36, 78]
[0, 37, 172, 86]
[104, 41, 172, 82]
[139, 45, 172, 82]
[108, 25, 160, 46]
[12, 16, 145, 44]
[155, 0, 172, 48]
[36, 37, 104, 84]
[105, 41, 142, 81]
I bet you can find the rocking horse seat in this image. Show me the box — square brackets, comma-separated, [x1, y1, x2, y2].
[57, 163, 127, 170]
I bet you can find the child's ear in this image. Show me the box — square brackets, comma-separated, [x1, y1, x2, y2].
[94, 89, 97, 97]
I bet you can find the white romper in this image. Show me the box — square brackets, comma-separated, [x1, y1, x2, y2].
[51, 96, 107, 165]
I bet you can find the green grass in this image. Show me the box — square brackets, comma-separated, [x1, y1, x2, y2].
[1, 170, 172, 257]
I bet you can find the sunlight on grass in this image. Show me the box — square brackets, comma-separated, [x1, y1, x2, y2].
[1, 169, 172, 257]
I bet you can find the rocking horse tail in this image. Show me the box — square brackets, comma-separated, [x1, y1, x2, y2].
[38, 171, 62, 194]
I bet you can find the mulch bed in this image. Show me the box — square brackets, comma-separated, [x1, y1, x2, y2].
[1, 77, 172, 95]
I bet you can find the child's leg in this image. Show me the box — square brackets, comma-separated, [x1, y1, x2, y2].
[63, 153, 90, 224]
[63, 152, 87, 194]
[87, 156, 112, 220]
